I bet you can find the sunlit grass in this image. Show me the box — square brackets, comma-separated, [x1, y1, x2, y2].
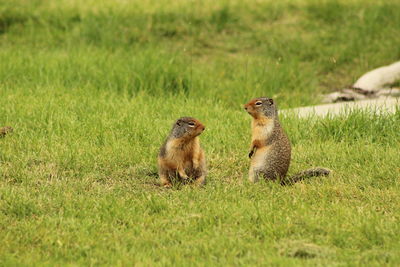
[1, 0, 400, 265]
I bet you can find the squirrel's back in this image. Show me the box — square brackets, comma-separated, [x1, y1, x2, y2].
[263, 120, 291, 179]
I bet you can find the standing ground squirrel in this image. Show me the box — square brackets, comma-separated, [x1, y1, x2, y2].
[158, 117, 207, 187]
[244, 97, 330, 185]
[0, 126, 13, 138]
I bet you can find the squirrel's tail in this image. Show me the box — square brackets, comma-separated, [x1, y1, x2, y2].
[281, 167, 331, 186]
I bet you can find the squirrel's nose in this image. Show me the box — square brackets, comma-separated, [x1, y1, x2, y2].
[244, 106, 248, 110]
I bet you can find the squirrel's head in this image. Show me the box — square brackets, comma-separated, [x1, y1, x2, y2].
[171, 117, 205, 139]
[244, 97, 277, 119]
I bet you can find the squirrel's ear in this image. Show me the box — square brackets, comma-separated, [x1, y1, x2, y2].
[267, 98, 274, 105]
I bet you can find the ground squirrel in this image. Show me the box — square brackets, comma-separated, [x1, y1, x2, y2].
[244, 97, 330, 185]
[158, 117, 207, 187]
[0, 126, 13, 138]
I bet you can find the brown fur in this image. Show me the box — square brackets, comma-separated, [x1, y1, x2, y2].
[158, 118, 207, 187]
[244, 97, 330, 184]
[245, 98, 292, 182]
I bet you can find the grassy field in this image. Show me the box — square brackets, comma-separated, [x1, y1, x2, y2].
[1, 0, 400, 265]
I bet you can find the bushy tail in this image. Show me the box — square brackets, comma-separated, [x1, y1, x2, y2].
[281, 167, 331, 186]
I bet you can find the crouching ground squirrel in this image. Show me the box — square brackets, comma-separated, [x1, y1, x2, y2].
[244, 97, 330, 185]
[158, 117, 207, 187]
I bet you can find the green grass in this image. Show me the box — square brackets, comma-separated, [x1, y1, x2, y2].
[1, 0, 400, 265]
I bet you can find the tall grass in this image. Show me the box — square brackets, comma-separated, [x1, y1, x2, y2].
[1, 0, 400, 106]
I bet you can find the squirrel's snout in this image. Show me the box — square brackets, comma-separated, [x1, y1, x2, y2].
[244, 104, 253, 114]
[196, 123, 205, 132]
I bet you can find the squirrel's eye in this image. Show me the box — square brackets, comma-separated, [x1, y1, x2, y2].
[188, 122, 195, 127]
[255, 101, 262, 106]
